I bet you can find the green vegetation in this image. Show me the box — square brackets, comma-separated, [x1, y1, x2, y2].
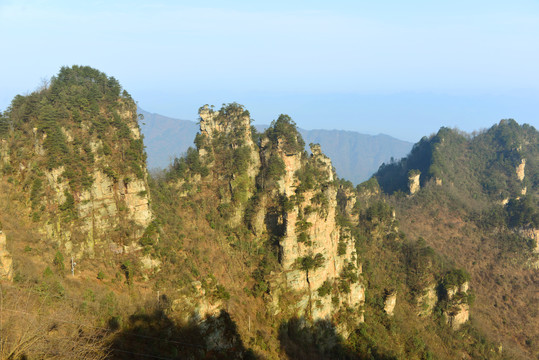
[1, 65, 148, 253]
[317, 280, 333, 297]
[1, 67, 536, 359]
[295, 161, 328, 193]
[53, 251, 65, 272]
[506, 195, 539, 228]
[356, 177, 380, 194]
[264, 114, 305, 154]
[297, 253, 325, 273]
[4, 66, 145, 192]
[441, 268, 470, 289]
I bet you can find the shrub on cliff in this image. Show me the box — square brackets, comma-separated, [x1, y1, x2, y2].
[265, 114, 305, 154]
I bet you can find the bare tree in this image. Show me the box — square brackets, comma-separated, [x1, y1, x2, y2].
[0, 284, 109, 360]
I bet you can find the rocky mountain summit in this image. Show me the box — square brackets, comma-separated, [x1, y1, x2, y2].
[138, 108, 413, 184]
[0, 66, 153, 261]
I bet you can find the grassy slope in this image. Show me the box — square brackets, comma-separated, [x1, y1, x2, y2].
[391, 181, 538, 359]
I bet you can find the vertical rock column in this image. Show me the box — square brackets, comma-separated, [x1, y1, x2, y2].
[0, 231, 13, 281]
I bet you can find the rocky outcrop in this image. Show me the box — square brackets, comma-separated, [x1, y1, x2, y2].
[446, 303, 469, 330]
[184, 106, 366, 329]
[0, 231, 13, 281]
[384, 290, 397, 316]
[338, 186, 357, 220]
[197, 104, 260, 225]
[310, 144, 334, 182]
[417, 283, 437, 316]
[2, 73, 153, 259]
[442, 280, 471, 329]
[516, 158, 526, 181]
[42, 167, 152, 257]
[408, 171, 421, 195]
[275, 141, 302, 198]
[198, 104, 259, 174]
[172, 280, 223, 322]
[184, 107, 365, 323]
[199, 105, 250, 143]
[269, 142, 363, 322]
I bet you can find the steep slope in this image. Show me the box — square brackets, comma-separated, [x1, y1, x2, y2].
[0, 65, 153, 262]
[137, 109, 413, 183]
[0, 66, 161, 360]
[162, 105, 364, 325]
[0, 68, 518, 359]
[373, 120, 539, 359]
[150, 103, 506, 359]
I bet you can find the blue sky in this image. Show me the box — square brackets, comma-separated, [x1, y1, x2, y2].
[1, 0, 538, 142]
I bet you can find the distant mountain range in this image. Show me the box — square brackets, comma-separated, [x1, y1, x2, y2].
[138, 108, 413, 184]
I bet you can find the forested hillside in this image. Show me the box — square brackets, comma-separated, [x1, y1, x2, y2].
[374, 120, 539, 358]
[0, 68, 536, 359]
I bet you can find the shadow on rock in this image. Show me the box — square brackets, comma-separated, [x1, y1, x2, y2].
[278, 317, 355, 360]
[108, 308, 258, 360]
[279, 317, 399, 360]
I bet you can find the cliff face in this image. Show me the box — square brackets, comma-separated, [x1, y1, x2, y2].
[408, 172, 420, 195]
[186, 109, 365, 324]
[0, 231, 13, 281]
[194, 104, 260, 225]
[1, 66, 153, 259]
[271, 141, 363, 321]
[1, 71, 525, 358]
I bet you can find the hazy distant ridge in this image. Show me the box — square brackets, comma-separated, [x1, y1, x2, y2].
[138, 108, 413, 184]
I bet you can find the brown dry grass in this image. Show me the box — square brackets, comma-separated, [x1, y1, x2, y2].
[394, 188, 538, 359]
[0, 283, 108, 360]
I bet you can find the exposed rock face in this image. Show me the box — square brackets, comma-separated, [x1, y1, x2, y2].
[441, 280, 471, 329]
[275, 142, 302, 198]
[197, 104, 260, 225]
[172, 280, 223, 322]
[417, 283, 437, 316]
[408, 172, 421, 195]
[198, 104, 259, 173]
[446, 286, 458, 300]
[445, 281, 469, 301]
[189, 108, 366, 323]
[270, 142, 364, 321]
[43, 168, 152, 258]
[310, 144, 334, 182]
[189, 106, 366, 329]
[199, 105, 250, 142]
[0, 232, 13, 281]
[384, 291, 397, 316]
[447, 304, 469, 330]
[516, 158, 526, 181]
[3, 78, 153, 258]
[338, 186, 357, 221]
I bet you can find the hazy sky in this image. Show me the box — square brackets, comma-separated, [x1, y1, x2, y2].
[1, 0, 538, 142]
